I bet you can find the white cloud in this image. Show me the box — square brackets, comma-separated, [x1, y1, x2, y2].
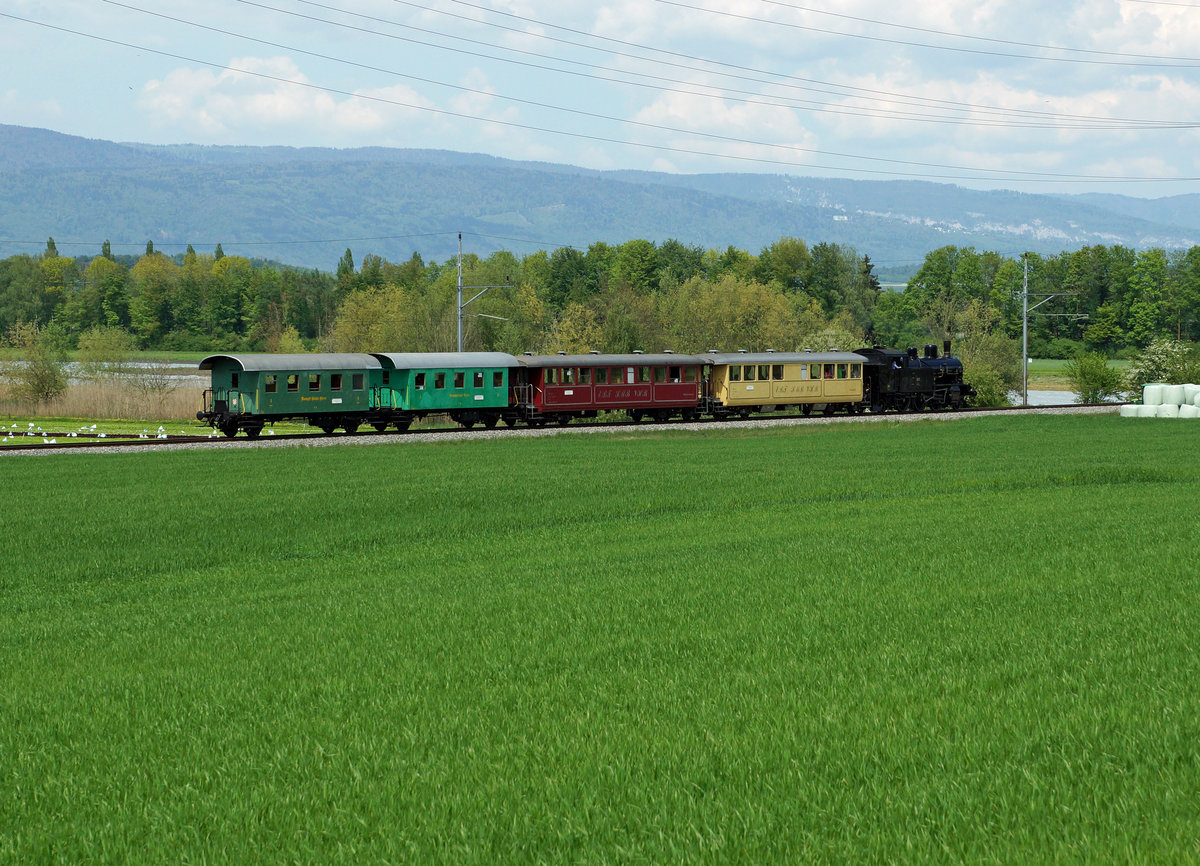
[138, 57, 433, 143]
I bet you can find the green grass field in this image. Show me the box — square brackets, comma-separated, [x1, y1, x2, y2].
[2, 416, 1198, 862]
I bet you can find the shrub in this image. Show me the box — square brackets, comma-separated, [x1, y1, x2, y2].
[76, 325, 137, 381]
[1064, 352, 1125, 404]
[1126, 339, 1200, 393]
[3, 322, 69, 404]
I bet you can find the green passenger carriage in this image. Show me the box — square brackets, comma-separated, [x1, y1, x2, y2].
[198, 353, 385, 437]
[371, 353, 520, 430]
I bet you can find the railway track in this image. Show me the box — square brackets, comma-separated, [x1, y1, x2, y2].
[2, 402, 1124, 454]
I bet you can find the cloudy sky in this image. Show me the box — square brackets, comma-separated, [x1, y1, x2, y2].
[4, 0, 1200, 195]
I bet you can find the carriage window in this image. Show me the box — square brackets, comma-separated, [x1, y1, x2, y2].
[811, 364, 821, 378]
[669, 366, 681, 382]
[638, 366, 651, 383]
[654, 367, 666, 384]
[579, 368, 591, 384]
[772, 365, 784, 380]
[231, 373, 239, 389]
[564, 368, 576, 385]
[435, 373, 446, 389]
[265, 374, 277, 393]
[759, 365, 770, 381]
[683, 367, 697, 383]
[454, 372, 465, 389]
[474, 371, 484, 388]
[382, 372, 389, 386]
[837, 364, 848, 379]
[615, 367, 628, 384]
[824, 364, 835, 379]
[331, 374, 343, 391]
[352, 374, 364, 391]
[545, 368, 557, 386]
[308, 374, 321, 391]
[595, 368, 607, 384]
[287, 374, 299, 392]
[743, 365, 755, 382]
[493, 371, 504, 388]
[415, 372, 426, 390]
[729, 365, 741, 382]
[851, 363, 861, 378]
[800, 366, 808, 380]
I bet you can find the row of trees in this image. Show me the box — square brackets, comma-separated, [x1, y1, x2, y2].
[3, 235, 1199, 406]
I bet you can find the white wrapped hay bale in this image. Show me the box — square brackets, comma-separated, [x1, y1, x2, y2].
[1194, 391, 1200, 408]
[1158, 404, 1181, 418]
[1143, 384, 1164, 406]
[1184, 384, 1199, 403]
[1179, 404, 1200, 419]
[1137, 405, 1158, 418]
[1163, 384, 1186, 406]
[1119, 404, 1140, 418]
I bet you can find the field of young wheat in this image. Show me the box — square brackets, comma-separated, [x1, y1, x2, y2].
[2, 416, 1197, 862]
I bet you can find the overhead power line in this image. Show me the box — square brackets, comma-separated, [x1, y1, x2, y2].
[745, 0, 1200, 65]
[240, 0, 1194, 130]
[655, 0, 1200, 68]
[415, 0, 1198, 122]
[11, 10, 1198, 183]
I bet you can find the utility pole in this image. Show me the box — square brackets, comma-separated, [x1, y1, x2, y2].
[456, 232, 510, 352]
[1022, 253, 1032, 407]
[1020, 252, 1086, 406]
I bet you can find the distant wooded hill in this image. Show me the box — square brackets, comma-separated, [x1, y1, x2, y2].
[2, 124, 1197, 278]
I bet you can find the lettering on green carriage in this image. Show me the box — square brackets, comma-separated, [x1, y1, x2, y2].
[300, 396, 328, 402]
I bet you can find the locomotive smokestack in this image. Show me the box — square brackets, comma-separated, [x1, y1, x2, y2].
[943, 340, 952, 357]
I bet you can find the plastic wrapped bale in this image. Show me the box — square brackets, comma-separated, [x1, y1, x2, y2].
[1159, 403, 1181, 418]
[1143, 384, 1164, 406]
[1119, 404, 1140, 418]
[1137, 405, 1158, 418]
[1179, 404, 1200, 419]
[1184, 384, 1199, 403]
[1194, 391, 1200, 408]
[1163, 384, 1186, 406]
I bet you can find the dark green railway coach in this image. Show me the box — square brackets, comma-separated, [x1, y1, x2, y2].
[198, 353, 385, 437]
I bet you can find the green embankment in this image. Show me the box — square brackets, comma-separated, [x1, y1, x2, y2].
[2, 416, 1197, 862]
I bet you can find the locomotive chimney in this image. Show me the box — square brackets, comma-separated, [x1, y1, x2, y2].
[943, 340, 952, 357]
[907, 346, 918, 360]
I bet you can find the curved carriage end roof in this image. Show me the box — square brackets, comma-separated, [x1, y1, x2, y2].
[701, 351, 868, 365]
[517, 353, 707, 368]
[198, 353, 383, 372]
[371, 352, 521, 370]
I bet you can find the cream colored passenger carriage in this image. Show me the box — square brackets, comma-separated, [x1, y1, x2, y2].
[701, 351, 866, 417]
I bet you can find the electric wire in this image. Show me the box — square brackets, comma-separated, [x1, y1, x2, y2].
[248, 0, 1196, 130]
[655, 0, 1200, 68]
[9, 10, 1196, 182]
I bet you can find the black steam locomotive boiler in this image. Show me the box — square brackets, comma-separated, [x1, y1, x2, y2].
[856, 341, 975, 413]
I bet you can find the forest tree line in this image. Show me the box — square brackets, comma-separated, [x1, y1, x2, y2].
[3, 235, 1199, 404]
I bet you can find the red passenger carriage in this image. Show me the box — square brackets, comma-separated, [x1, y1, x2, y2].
[512, 353, 706, 424]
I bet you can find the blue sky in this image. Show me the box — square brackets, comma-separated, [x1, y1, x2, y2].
[4, 0, 1200, 195]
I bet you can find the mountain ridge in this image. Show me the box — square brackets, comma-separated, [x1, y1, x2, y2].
[1, 124, 1195, 276]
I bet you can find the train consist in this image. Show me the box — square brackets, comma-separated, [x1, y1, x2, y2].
[197, 342, 974, 437]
